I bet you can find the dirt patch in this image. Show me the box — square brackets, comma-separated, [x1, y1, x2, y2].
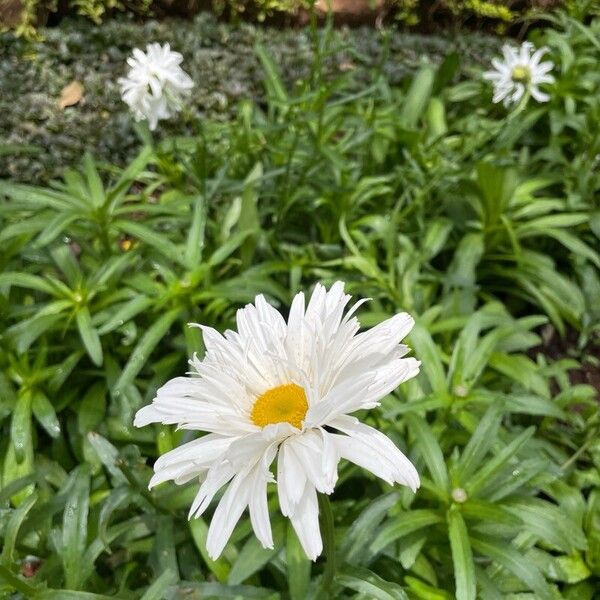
[535, 325, 600, 400]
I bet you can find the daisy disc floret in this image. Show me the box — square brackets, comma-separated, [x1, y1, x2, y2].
[118, 43, 193, 130]
[134, 282, 421, 560]
[483, 41, 555, 106]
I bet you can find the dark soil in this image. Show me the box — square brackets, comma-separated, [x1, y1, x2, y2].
[535, 325, 600, 400]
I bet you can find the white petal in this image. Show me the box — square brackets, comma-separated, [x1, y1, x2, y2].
[288, 482, 322, 561]
[248, 468, 274, 550]
[329, 415, 420, 492]
[149, 434, 233, 488]
[277, 438, 307, 516]
[530, 86, 551, 103]
[206, 472, 253, 559]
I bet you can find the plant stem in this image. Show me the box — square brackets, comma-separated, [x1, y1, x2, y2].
[318, 493, 336, 596]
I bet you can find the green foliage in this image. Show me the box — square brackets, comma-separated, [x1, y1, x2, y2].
[0, 5, 599, 599]
[0, 14, 502, 183]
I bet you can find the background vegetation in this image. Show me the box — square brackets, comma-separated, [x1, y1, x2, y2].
[0, 14, 501, 183]
[0, 2, 599, 599]
[2, 0, 560, 40]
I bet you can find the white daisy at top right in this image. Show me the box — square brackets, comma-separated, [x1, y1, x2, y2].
[483, 41, 555, 107]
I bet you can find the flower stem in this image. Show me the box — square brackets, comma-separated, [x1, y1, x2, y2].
[318, 493, 336, 596]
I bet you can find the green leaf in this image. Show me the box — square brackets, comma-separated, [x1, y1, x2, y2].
[62, 466, 91, 589]
[189, 518, 230, 582]
[150, 516, 178, 579]
[76, 307, 103, 366]
[140, 569, 176, 600]
[51, 245, 81, 287]
[400, 65, 435, 128]
[228, 520, 284, 584]
[78, 383, 106, 434]
[113, 308, 179, 395]
[97, 295, 153, 335]
[341, 492, 400, 564]
[408, 324, 447, 395]
[371, 510, 443, 554]
[10, 392, 32, 464]
[167, 581, 279, 599]
[0, 493, 37, 565]
[83, 153, 105, 208]
[34, 212, 80, 247]
[447, 508, 476, 600]
[0, 564, 38, 597]
[405, 414, 449, 493]
[34, 592, 122, 600]
[456, 405, 501, 482]
[184, 196, 206, 269]
[337, 566, 409, 600]
[31, 392, 60, 438]
[466, 427, 534, 497]
[470, 535, 554, 599]
[115, 220, 183, 265]
[286, 522, 310, 600]
[255, 43, 288, 105]
[0, 272, 55, 295]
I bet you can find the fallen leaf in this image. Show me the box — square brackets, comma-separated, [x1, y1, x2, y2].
[58, 80, 84, 109]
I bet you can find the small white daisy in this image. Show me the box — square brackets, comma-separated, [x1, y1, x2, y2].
[135, 282, 420, 560]
[118, 43, 193, 130]
[483, 41, 555, 106]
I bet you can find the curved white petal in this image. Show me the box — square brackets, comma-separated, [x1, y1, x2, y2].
[288, 482, 322, 561]
[329, 415, 420, 492]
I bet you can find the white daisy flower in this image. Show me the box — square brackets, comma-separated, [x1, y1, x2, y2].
[134, 282, 420, 560]
[118, 43, 193, 130]
[483, 41, 555, 106]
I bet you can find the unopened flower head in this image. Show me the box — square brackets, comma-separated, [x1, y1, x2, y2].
[483, 42, 554, 106]
[135, 282, 420, 560]
[118, 43, 193, 130]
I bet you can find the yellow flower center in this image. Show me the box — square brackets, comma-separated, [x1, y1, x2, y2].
[511, 65, 530, 83]
[250, 383, 308, 429]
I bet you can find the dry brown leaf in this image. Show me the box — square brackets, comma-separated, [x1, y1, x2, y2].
[58, 81, 84, 109]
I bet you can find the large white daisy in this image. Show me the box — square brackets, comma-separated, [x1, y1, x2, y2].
[134, 282, 420, 560]
[483, 41, 555, 106]
[118, 43, 193, 131]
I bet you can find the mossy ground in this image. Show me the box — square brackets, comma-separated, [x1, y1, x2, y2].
[0, 13, 501, 182]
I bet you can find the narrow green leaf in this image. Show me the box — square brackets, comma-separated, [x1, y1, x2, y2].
[140, 569, 176, 600]
[341, 492, 400, 564]
[466, 427, 534, 497]
[408, 324, 447, 395]
[189, 517, 230, 582]
[371, 510, 443, 554]
[78, 383, 106, 434]
[32, 392, 60, 438]
[286, 522, 310, 600]
[337, 566, 409, 600]
[97, 295, 153, 335]
[113, 308, 179, 395]
[255, 43, 288, 104]
[76, 307, 103, 366]
[470, 535, 554, 599]
[400, 65, 435, 128]
[115, 220, 183, 265]
[83, 153, 105, 208]
[405, 414, 449, 493]
[62, 467, 91, 590]
[1, 493, 37, 565]
[228, 520, 284, 584]
[456, 405, 501, 482]
[447, 508, 476, 600]
[184, 196, 206, 269]
[10, 392, 32, 464]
